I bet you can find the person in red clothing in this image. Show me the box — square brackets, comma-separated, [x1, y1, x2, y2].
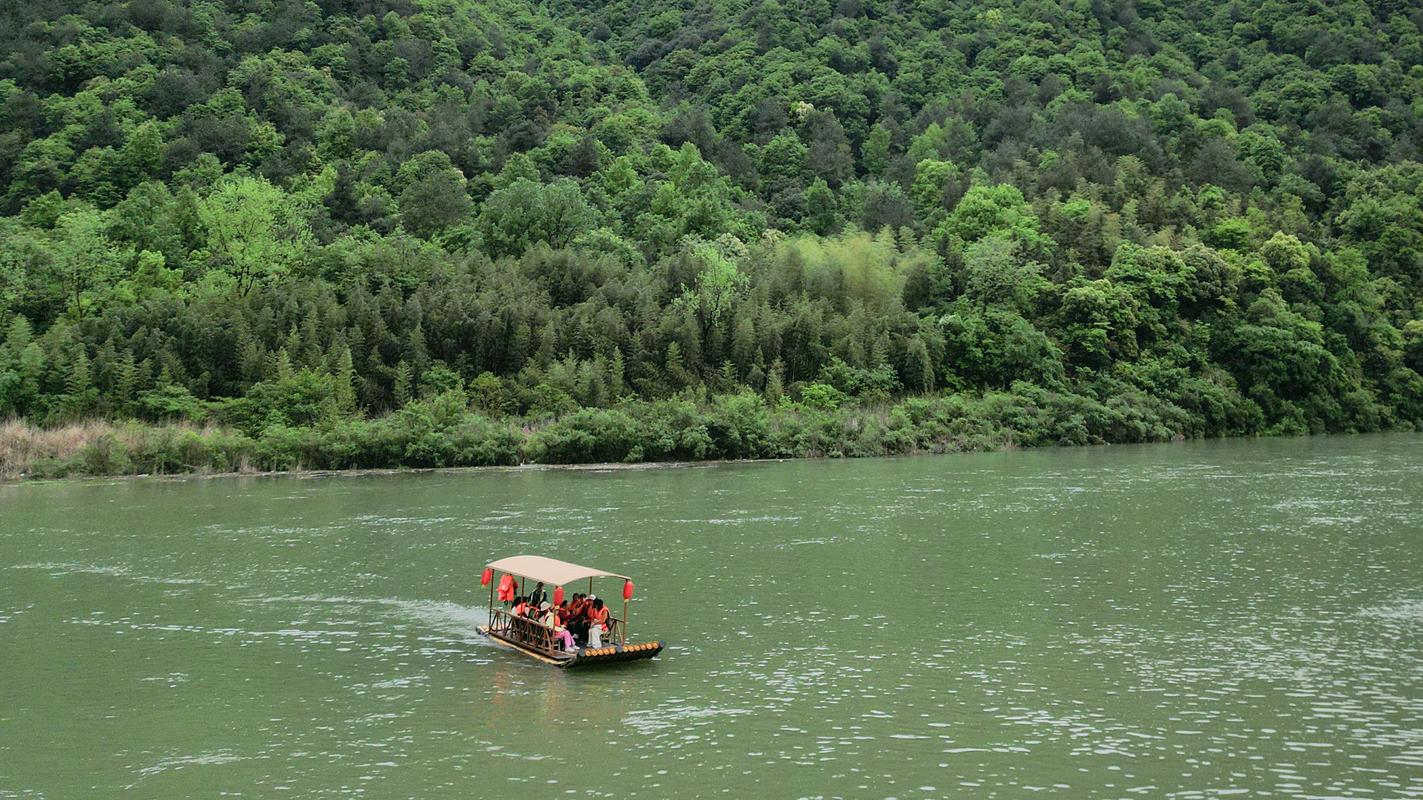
[565, 593, 588, 643]
[580, 594, 596, 626]
[587, 597, 609, 648]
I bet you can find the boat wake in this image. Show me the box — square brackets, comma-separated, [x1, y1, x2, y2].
[251, 594, 495, 645]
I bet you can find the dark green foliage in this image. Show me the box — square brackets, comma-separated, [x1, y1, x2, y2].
[1, 0, 1421, 476]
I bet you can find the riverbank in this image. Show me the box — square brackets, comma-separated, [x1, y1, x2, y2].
[0, 384, 1397, 482]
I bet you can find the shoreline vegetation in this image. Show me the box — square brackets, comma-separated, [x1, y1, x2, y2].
[3, 381, 1410, 481]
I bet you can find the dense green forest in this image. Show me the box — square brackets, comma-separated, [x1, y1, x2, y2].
[2, 0, 1422, 476]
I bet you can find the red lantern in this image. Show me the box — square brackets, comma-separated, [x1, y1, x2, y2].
[553, 586, 564, 606]
[480, 567, 493, 586]
[623, 580, 635, 601]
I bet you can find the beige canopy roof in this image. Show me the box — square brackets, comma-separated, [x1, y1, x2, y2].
[486, 555, 630, 586]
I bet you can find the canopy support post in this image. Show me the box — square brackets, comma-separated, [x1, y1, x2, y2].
[622, 595, 628, 646]
[488, 572, 495, 626]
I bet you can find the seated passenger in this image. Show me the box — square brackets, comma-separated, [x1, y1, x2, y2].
[542, 601, 574, 651]
[587, 597, 608, 648]
[567, 594, 589, 643]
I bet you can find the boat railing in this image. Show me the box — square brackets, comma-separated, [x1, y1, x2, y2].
[489, 608, 559, 653]
[489, 608, 627, 650]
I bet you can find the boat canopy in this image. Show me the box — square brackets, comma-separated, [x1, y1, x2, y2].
[486, 555, 630, 586]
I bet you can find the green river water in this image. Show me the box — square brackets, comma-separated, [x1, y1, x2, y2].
[2, 435, 1421, 798]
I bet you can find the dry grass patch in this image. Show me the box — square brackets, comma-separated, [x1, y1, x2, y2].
[0, 419, 255, 480]
[0, 419, 116, 480]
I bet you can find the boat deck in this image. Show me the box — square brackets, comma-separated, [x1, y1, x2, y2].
[477, 625, 663, 668]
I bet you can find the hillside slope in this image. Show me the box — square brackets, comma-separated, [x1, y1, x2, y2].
[1, 0, 1421, 475]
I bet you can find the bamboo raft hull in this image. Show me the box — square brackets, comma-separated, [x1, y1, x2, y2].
[477, 626, 663, 668]
[565, 640, 664, 668]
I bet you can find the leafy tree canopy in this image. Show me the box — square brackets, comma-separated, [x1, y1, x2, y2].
[0, 0, 1418, 447]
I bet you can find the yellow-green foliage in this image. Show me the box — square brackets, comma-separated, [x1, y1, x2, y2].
[772, 230, 929, 311]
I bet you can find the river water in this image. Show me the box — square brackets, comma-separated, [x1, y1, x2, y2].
[1, 435, 1421, 798]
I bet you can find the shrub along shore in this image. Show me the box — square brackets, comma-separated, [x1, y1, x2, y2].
[2, 378, 1396, 481]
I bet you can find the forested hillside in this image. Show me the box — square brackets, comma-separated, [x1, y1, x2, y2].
[2, 0, 1422, 476]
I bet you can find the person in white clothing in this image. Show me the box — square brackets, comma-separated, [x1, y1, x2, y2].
[587, 596, 608, 648]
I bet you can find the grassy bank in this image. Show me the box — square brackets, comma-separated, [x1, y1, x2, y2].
[5, 381, 1379, 481]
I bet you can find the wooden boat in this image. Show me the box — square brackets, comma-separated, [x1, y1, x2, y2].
[476, 555, 663, 668]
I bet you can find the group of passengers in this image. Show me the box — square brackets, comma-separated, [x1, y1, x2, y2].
[507, 581, 610, 651]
